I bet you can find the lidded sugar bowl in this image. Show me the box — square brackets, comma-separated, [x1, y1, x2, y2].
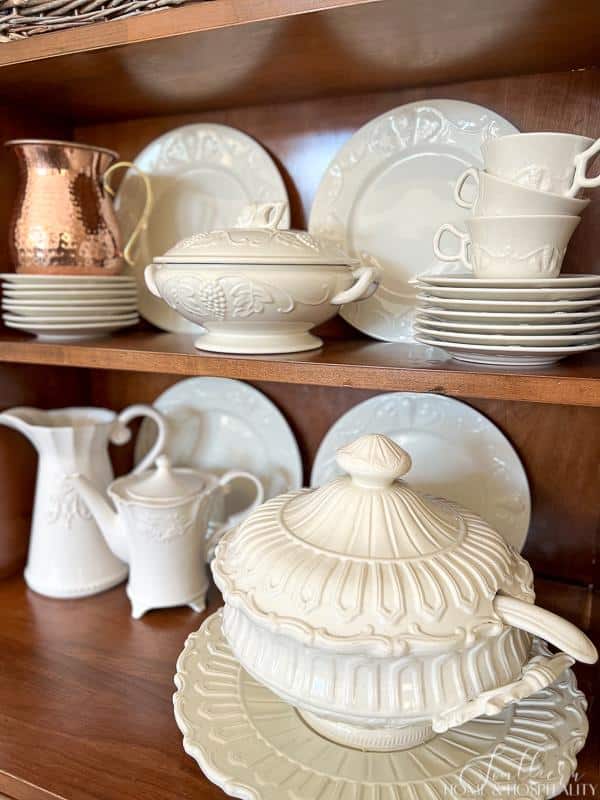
[212, 434, 597, 751]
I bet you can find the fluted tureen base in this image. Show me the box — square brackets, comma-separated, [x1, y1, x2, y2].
[298, 709, 434, 751]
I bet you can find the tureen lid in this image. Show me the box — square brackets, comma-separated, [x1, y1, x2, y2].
[212, 434, 534, 656]
[123, 455, 206, 504]
[153, 202, 351, 266]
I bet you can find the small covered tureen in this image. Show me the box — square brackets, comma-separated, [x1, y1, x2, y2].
[212, 434, 597, 751]
[144, 202, 380, 354]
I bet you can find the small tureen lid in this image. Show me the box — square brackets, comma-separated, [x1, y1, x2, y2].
[153, 202, 350, 266]
[212, 434, 534, 656]
[123, 455, 206, 504]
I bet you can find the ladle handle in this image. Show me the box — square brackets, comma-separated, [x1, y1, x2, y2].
[494, 594, 598, 664]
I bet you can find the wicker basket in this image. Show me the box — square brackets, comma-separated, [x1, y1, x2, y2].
[0, 0, 204, 40]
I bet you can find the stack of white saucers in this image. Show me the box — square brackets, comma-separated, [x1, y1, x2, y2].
[1, 274, 139, 341]
[415, 274, 600, 366]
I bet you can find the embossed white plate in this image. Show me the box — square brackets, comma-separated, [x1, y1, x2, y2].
[414, 324, 600, 347]
[414, 306, 600, 324]
[173, 610, 588, 800]
[417, 272, 600, 289]
[420, 286, 600, 301]
[115, 124, 290, 333]
[311, 392, 530, 550]
[415, 333, 600, 366]
[309, 100, 518, 342]
[135, 377, 302, 506]
[415, 314, 600, 334]
[418, 293, 600, 312]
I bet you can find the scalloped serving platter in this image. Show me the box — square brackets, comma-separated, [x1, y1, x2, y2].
[309, 100, 518, 342]
[311, 392, 530, 551]
[115, 124, 290, 333]
[173, 610, 588, 800]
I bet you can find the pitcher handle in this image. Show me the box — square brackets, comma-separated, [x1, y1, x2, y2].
[103, 161, 153, 267]
[205, 470, 264, 560]
[111, 404, 168, 474]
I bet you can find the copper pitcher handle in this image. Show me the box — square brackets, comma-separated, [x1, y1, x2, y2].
[103, 161, 153, 268]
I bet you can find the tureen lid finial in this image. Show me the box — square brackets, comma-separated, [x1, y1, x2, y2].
[336, 434, 412, 489]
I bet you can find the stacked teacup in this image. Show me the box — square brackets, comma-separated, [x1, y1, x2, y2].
[415, 133, 600, 366]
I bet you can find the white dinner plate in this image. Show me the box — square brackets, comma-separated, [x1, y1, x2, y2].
[311, 392, 530, 551]
[309, 99, 518, 342]
[420, 285, 600, 301]
[414, 324, 600, 347]
[418, 294, 600, 312]
[417, 273, 600, 289]
[115, 124, 290, 334]
[4, 317, 139, 341]
[414, 306, 600, 324]
[3, 288, 137, 300]
[135, 377, 302, 509]
[414, 314, 600, 334]
[0, 274, 135, 286]
[3, 298, 137, 312]
[3, 312, 139, 324]
[414, 333, 600, 366]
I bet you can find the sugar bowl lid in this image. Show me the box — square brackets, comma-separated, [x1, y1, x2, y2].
[212, 434, 534, 656]
[120, 455, 207, 504]
[153, 202, 351, 266]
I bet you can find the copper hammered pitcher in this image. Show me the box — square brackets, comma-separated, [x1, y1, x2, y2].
[6, 139, 152, 275]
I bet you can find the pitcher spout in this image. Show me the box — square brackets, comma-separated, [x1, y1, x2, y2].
[0, 407, 42, 449]
[68, 473, 129, 564]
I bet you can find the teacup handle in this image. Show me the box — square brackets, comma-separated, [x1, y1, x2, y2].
[111, 404, 168, 474]
[205, 470, 264, 559]
[568, 137, 600, 198]
[433, 223, 472, 269]
[103, 161, 153, 266]
[454, 167, 480, 209]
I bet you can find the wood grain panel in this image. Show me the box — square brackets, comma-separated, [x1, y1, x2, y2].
[2, 0, 600, 121]
[0, 574, 596, 800]
[89, 370, 600, 586]
[76, 69, 600, 275]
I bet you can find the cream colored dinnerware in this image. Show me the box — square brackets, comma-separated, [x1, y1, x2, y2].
[454, 167, 590, 216]
[418, 272, 600, 288]
[145, 202, 380, 353]
[134, 377, 302, 504]
[417, 293, 600, 312]
[433, 215, 580, 278]
[213, 433, 596, 751]
[415, 325, 600, 347]
[115, 123, 290, 333]
[309, 99, 518, 342]
[415, 314, 600, 333]
[480, 132, 600, 197]
[310, 392, 530, 551]
[174, 611, 589, 800]
[422, 285, 600, 300]
[0, 405, 167, 598]
[4, 317, 140, 341]
[415, 306, 600, 323]
[1, 272, 139, 338]
[70, 455, 263, 619]
[415, 334, 600, 366]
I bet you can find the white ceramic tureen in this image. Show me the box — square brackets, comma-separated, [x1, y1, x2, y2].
[144, 202, 380, 354]
[212, 434, 597, 752]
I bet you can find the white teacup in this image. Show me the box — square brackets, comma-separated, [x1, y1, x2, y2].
[455, 168, 590, 217]
[433, 215, 580, 278]
[481, 132, 600, 198]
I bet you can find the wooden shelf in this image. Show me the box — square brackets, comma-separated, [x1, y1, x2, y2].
[0, 574, 597, 800]
[0, 0, 599, 121]
[0, 330, 599, 405]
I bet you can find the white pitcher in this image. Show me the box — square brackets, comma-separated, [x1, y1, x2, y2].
[0, 404, 167, 598]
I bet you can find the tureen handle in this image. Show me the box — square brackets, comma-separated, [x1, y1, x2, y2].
[234, 201, 288, 229]
[336, 434, 412, 489]
[331, 253, 381, 305]
[494, 595, 598, 664]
